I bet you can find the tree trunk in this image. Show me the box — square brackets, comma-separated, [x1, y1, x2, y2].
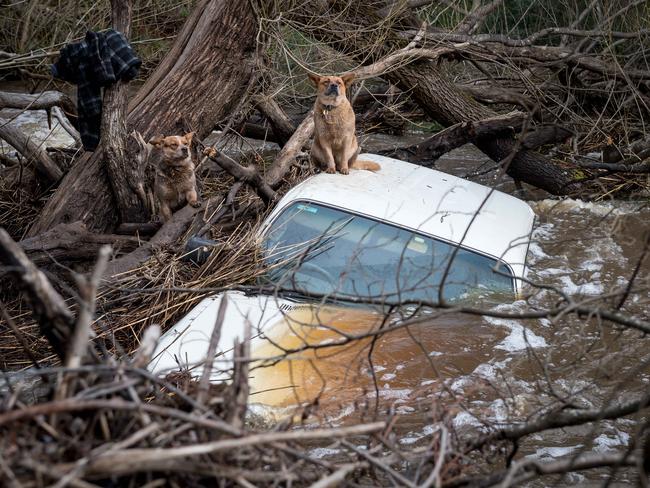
[27, 0, 260, 237]
[101, 0, 149, 225]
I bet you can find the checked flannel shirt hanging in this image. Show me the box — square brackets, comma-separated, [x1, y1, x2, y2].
[52, 29, 141, 151]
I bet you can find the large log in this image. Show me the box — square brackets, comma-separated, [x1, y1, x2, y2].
[0, 90, 76, 116]
[17, 221, 139, 266]
[27, 0, 261, 237]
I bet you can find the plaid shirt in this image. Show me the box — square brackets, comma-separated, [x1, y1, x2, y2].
[52, 29, 141, 151]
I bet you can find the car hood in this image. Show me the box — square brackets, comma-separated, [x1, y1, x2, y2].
[150, 291, 384, 407]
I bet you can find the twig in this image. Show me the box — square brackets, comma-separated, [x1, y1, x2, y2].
[66, 245, 111, 369]
[308, 463, 360, 488]
[196, 294, 228, 406]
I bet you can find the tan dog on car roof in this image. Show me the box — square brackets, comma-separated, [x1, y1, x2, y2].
[149, 132, 200, 222]
[308, 73, 380, 174]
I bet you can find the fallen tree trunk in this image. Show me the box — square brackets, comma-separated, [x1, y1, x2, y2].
[395, 113, 573, 164]
[0, 228, 73, 359]
[414, 111, 528, 161]
[0, 90, 76, 116]
[18, 221, 139, 266]
[27, 0, 261, 237]
[104, 194, 224, 278]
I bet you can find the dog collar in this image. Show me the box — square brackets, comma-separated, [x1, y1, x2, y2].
[321, 104, 336, 123]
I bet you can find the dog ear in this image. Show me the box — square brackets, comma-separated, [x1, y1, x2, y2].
[183, 132, 196, 145]
[149, 135, 164, 147]
[307, 72, 321, 86]
[341, 73, 356, 87]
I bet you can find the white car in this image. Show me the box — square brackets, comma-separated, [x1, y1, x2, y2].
[150, 154, 535, 407]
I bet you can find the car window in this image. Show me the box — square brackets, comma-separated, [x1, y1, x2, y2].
[262, 201, 514, 303]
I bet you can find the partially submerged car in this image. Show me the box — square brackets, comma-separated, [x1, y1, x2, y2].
[150, 154, 535, 407]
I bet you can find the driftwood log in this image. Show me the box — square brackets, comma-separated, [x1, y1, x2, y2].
[0, 228, 74, 359]
[17, 221, 139, 266]
[0, 90, 76, 116]
[413, 111, 528, 161]
[388, 112, 574, 164]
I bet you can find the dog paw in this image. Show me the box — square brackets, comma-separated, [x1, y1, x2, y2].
[203, 147, 218, 158]
[325, 167, 336, 174]
[189, 200, 201, 208]
[340, 168, 349, 175]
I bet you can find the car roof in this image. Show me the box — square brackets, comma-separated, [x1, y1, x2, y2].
[264, 153, 535, 286]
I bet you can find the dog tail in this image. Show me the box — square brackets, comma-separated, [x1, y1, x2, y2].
[351, 159, 381, 172]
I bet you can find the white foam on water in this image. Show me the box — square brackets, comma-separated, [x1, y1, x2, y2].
[399, 423, 439, 445]
[536, 267, 571, 278]
[473, 363, 497, 380]
[527, 444, 583, 459]
[367, 388, 412, 400]
[531, 198, 632, 217]
[453, 411, 484, 429]
[0, 108, 76, 156]
[531, 222, 555, 239]
[559, 275, 604, 295]
[484, 315, 548, 351]
[396, 405, 415, 414]
[594, 431, 630, 452]
[450, 376, 472, 393]
[324, 404, 356, 424]
[527, 242, 549, 263]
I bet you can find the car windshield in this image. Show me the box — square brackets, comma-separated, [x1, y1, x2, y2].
[261, 201, 514, 303]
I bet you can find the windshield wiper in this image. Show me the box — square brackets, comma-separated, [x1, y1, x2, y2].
[274, 288, 320, 302]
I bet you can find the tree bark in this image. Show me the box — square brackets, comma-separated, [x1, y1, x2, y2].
[101, 0, 149, 224]
[27, 0, 261, 237]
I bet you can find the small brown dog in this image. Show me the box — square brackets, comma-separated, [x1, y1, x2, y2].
[149, 132, 200, 222]
[308, 73, 380, 174]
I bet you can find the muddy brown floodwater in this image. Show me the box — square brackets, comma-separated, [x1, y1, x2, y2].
[249, 142, 649, 485]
